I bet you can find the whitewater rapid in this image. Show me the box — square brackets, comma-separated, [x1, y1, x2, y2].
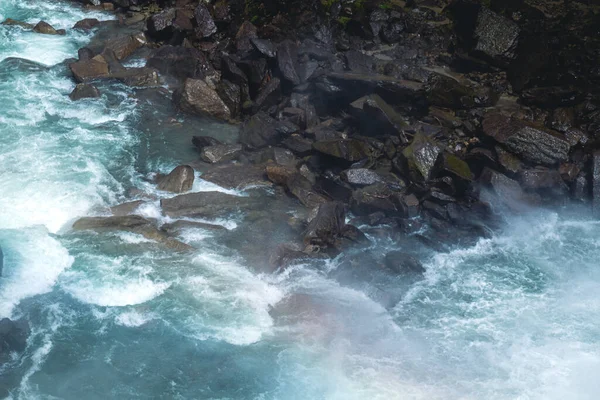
[1, 1, 599, 399]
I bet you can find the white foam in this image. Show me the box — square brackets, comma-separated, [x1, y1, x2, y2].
[115, 310, 155, 327]
[0, 228, 74, 318]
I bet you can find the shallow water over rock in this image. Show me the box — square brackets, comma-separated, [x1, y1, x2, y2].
[1, 2, 600, 400]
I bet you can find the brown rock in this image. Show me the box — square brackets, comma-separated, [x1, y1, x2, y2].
[157, 165, 195, 193]
[173, 79, 231, 120]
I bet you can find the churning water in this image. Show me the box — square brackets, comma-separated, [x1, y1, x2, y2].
[1, 1, 599, 399]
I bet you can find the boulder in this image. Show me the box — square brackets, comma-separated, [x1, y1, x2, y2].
[426, 74, 494, 109]
[103, 33, 146, 60]
[69, 58, 110, 82]
[194, 4, 217, 38]
[0, 318, 29, 360]
[160, 191, 249, 218]
[235, 21, 258, 53]
[266, 166, 328, 209]
[341, 168, 383, 187]
[479, 168, 529, 211]
[277, 40, 301, 85]
[147, 46, 213, 81]
[472, 7, 520, 65]
[72, 215, 193, 251]
[173, 79, 231, 120]
[401, 133, 443, 182]
[161, 220, 227, 235]
[253, 77, 281, 112]
[313, 139, 374, 162]
[73, 18, 99, 30]
[33, 21, 64, 35]
[351, 183, 399, 216]
[303, 202, 346, 247]
[109, 67, 160, 87]
[192, 135, 222, 151]
[482, 113, 570, 166]
[157, 165, 195, 193]
[110, 200, 145, 216]
[383, 251, 425, 275]
[200, 144, 242, 164]
[350, 94, 407, 137]
[147, 8, 177, 39]
[269, 244, 312, 269]
[78, 47, 94, 61]
[518, 168, 564, 190]
[69, 83, 100, 100]
[251, 38, 276, 58]
[201, 164, 271, 189]
[216, 80, 241, 118]
[1, 19, 34, 29]
[239, 112, 298, 149]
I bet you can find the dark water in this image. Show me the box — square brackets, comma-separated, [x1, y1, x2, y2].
[1, 1, 600, 399]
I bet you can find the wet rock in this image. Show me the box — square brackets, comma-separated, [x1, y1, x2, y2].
[303, 202, 346, 247]
[69, 83, 100, 100]
[427, 74, 494, 109]
[77, 47, 94, 61]
[161, 220, 227, 235]
[72, 215, 193, 251]
[339, 224, 370, 249]
[266, 164, 296, 186]
[147, 46, 213, 81]
[521, 86, 583, 108]
[479, 168, 529, 211]
[201, 164, 270, 190]
[518, 167, 565, 190]
[436, 152, 473, 188]
[496, 146, 523, 174]
[383, 251, 426, 275]
[33, 21, 64, 35]
[341, 168, 383, 187]
[103, 33, 146, 61]
[110, 200, 145, 216]
[160, 191, 248, 218]
[73, 18, 99, 30]
[192, 135, 221, 151]
[251, 38, 276, 58]
[157, 165, 195, 193]
[313, 139, 374, 162]
[593, 151, 600, 216]
[240, 112, 298, 149]
[267, 166, 328, 209]
[401, 133, 443, 182]
[1, 19, 34, 29]
[253, 147, 299, 167]
[253, 77, 281, 112]
[110, 67, 159, 87]
[194, 4, 217, 38]
[282, 134, 314, 156]
[235, 21, 258, 53]
[200, 144, 242, 164]
[269, 244, 312, 270]
[147, 8, 177, 39]
[350, 94, 407, 137]
[69, 58, 109, 82]
[216, 80, 241, 118]
[345, 50, 375, 74]
[482, 113, 570, 166]
[0, 318, 29, 360]
[472, 7, 520, 66]
[173, 79, 230, 121]
[400, 193, 420, 218]
[277, 40, 300, 85]
[351, 183, 399, 216]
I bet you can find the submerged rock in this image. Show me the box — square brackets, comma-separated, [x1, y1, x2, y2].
[157, 165, 195, 193]
[73, 215, 193, 251]
[160, 191, 249, 218]
[0, 318, 29, 361]
[69, 83, 100, 100]
[384, 251, 426, 275]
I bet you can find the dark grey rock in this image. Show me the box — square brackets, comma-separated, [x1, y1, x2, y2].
[240, 112, 299, 149]
[147, 46, 213, 81]
[69, 83, 100, 100]
[160, 191, 249, 218]
[173, 79, 230, 120]
[251, 38, 276, 58]
[277, 40, 300, 85]
[304, 202, 346, 247]
[341, 168, 383, 186]
[482, 113, 570, 166]
[200, 144, 242, 164]
[157, 165, 195, 193]
[194, 4, 217, 38]
[401, 133, 443, 182]
[474, 7, 520, 65]
[313, 139, 374, 162]
[201, 164, 271, 190]
[0, 318, 29, 360]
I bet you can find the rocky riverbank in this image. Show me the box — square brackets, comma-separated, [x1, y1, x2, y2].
[2, 0, 600, 361]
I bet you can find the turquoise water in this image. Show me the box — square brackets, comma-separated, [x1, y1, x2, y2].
[1, 1, 600, 399]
